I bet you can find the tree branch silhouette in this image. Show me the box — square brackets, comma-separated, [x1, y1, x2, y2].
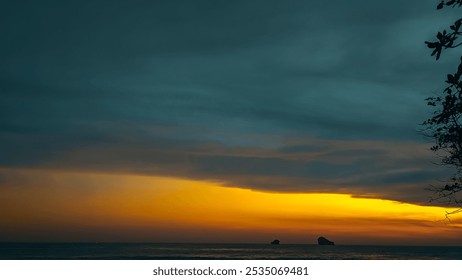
[424, 1, 462, 212]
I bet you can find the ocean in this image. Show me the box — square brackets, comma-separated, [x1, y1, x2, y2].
[1, 243, 462, 260]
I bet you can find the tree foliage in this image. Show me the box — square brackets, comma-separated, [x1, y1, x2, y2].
[424, 0, 462, 210]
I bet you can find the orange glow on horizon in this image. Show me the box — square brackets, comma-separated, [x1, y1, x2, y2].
[0, 168, 461, 245]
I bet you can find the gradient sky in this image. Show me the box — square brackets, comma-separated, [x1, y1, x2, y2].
[1, 0, 462, 244]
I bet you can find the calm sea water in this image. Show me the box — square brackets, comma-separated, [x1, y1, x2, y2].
[1, 243, 461, 260]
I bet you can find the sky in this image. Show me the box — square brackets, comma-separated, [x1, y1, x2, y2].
[1, 0, 462, 245]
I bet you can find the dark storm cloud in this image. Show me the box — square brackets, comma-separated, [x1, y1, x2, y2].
[1, 126, 451, 204]
[0, 0, 457, 203]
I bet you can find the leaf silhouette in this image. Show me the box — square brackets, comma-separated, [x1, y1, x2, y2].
[438, 1, 444, 9]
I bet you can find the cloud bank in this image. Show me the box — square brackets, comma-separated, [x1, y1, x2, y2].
[1, 0, 459, 204]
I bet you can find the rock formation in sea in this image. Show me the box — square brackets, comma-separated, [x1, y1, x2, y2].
[317, 236, 334, 245]
[271, 239, 280, 245]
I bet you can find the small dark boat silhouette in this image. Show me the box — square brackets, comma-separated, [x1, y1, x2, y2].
[270, 239, 280, 245]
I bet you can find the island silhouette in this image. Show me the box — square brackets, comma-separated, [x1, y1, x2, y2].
[318, 236, 335, 245]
